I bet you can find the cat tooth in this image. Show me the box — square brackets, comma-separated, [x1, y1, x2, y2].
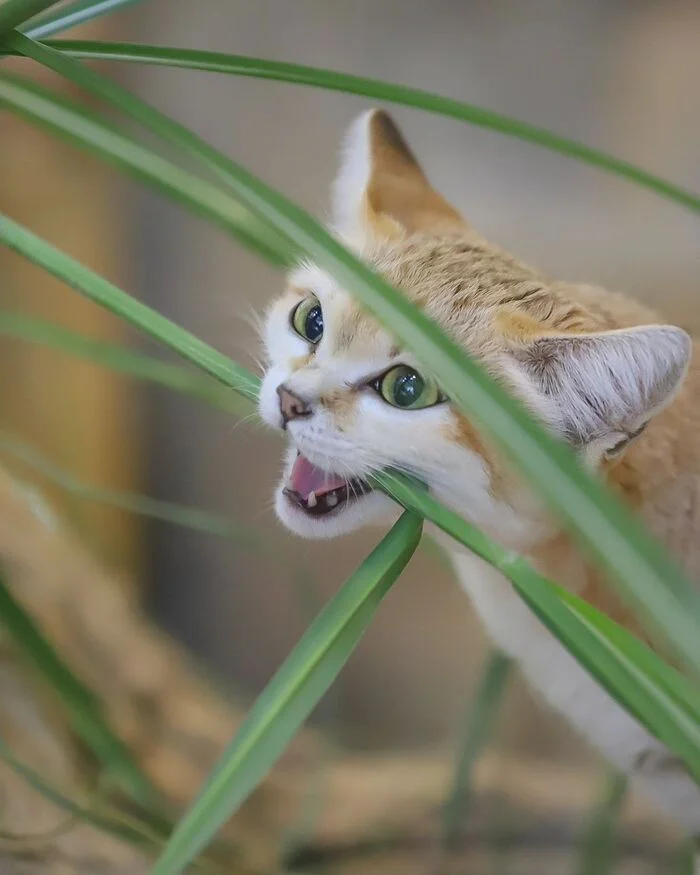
[307, 491, 318, 508]
[326, 492, 339, 507]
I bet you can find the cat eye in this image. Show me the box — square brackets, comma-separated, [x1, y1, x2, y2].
[373, 365, 446, 410]
[291, 295, 324, 344]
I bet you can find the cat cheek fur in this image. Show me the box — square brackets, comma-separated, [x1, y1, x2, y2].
[259, 106, 700, 855]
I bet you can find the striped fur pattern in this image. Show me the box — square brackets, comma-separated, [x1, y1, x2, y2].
[258, 109, 700, 860]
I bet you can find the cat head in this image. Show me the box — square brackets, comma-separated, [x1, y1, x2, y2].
[258, 109, 691, 547]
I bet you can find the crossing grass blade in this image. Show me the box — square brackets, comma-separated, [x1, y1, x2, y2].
[0, 569, 160, 806]
[5, 37, 700, 677]
[4, 202, 700, 780]
[0, 739, 239, 873]
[0, 213, 262, 399]
[0, 72, 293, 267]
[440, 650, 511, 848]
[575, 770, 627, 875]
[4, 205, 700, 782]
[0, 311, 254, 417]
[150, 512, 422, 875]
[0, 0, 58, 34]
[7, 39, 699, 216]
[374, 472, 700, 784]
[1, 431, 259, 544]
[24, 0, 146, 39]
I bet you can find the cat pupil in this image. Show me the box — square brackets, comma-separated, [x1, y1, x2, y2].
[394, 370, 423, 406]
[305, 305, 323, 342]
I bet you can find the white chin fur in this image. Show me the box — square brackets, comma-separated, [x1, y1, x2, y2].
[274, 484, 398, 539]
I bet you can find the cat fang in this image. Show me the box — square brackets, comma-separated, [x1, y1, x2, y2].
[259, 105, 700, 865]
[281, 452, 373, 518]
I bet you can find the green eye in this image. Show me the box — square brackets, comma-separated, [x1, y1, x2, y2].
[291, 295, 323, 343]
[375, 365, 445, 410]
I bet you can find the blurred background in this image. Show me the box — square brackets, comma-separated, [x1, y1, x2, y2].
[2, 0, 700, 807]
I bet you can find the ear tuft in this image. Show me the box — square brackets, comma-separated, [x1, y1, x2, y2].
[511, 324, 691, 448]
[331, 108, 464, 243]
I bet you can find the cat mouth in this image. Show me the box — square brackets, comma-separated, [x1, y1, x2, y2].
[282, 453, 372, 518]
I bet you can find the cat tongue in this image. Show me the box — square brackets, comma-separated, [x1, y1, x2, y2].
[290, 454, 346, 500]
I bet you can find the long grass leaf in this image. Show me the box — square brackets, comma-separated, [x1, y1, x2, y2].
[5, 204, 700, 777]
[1, 431, 259, 543]
[0, 569, 159, 806]
[0, 73, 293, 266]
[671, 839, 695, 875]
[0, 312, 253, 416]
[440, 650, 511, 846]
[150, 512, 422, 875]
[0, 213, 261, 398]
[0, 740, 236, 872]
[17, 39, 700, 216]
[24, 0, 145, 39]
[0, 0, 57, 33]
[4, 207, 700, 781]
[575, 770, 627, 875]
[374, 471, 700, 781]
[6, 39, 700, 676]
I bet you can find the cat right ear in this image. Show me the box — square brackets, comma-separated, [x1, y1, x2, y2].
[331, 109, 465, 245]
[507, 324, 691, 462]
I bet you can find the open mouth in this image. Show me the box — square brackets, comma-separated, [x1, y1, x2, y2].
[283, 453, 372, 518]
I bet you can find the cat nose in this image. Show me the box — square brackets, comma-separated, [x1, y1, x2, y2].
[276, 383, 312, 428]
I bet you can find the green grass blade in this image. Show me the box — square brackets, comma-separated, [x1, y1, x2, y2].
[24, 0, 145, 39]
[0, 739, 160, 849]
[0, 740, 237, 872]
[8, 36, 700, 676]
[22, 39, 700, 216]
[6, 33, 296, 262]
[0, 213, 262, 399]
[671, 839, 695, 875]
[374, 471, 700, 781]
[0, 74, 293, 267]
[5, 207, 700, 777]
[440, 650, 511, 846]
[1, 431, 259, 544]
[554, 587, 700, 726]
[574, 770, 627, 875]
[0, 568, 160, 806]
[150, 512, 422, 875]
[0, 312, 254, 417]
[0, 0, 57, 34]
[6, 186, 700, 754]
[515, 575, 700, 784]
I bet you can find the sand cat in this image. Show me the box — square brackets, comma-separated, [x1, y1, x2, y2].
[258, 108, 700, 860]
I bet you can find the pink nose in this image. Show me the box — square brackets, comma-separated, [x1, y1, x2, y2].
[276, 384, 312, 427]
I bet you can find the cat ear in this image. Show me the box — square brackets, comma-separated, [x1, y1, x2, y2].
[331, 108, 465, 243]
[509, 325, 691, 458]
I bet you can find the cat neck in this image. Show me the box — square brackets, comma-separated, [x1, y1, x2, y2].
[525, 375, 700, 636]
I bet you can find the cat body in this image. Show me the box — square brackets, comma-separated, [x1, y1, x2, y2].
[258, 109, 700, 853]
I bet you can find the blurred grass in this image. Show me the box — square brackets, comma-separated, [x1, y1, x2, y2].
[0, 312, 255, 417]
[575, 771, 627, 875]
[13, 30, 700, 679]
[0, 431, 260, 543]
[24, 0, 145, 39]
[0, 5, 697, 873]
[0, 568, 159, 806]
[440, 651, 511, 851]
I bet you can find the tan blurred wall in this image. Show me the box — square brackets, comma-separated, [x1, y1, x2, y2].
[119, 0, 700, 757]
[0, 17, 142, 577]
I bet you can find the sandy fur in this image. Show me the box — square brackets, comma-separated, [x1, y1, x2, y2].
[259, 108, 700, 854]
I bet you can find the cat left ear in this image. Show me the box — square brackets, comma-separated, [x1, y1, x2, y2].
[331, 108, 465, 244]
[509, 324, 691, 460]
